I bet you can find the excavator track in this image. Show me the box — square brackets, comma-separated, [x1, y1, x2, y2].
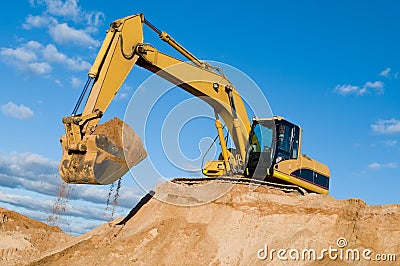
[171, 176, 308, 195]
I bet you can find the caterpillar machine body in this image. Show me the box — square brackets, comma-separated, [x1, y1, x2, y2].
[60, 14, 330, 194]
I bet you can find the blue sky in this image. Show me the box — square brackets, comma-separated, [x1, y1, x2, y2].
[0, 1, 399, 234]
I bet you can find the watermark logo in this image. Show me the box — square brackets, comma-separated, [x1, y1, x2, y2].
[257, 237, 397, 262]
[336, 237, 348, 248]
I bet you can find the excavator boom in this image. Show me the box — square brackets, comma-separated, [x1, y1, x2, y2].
[60, 14, 250, 185]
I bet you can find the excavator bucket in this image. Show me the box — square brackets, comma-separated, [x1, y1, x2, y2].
[59, 118, 147, 185]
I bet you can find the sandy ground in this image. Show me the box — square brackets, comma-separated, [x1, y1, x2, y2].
[0, 208, 72, 265]
[1, 180, 399, 265]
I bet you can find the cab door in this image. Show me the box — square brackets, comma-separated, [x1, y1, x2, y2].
[245, 119, 275, 178]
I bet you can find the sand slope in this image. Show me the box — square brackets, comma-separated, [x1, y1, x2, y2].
[25, 180, 399, 266]
[0, 208, 72, 265]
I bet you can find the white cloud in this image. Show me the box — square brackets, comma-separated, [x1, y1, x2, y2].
[115, 92, 128, 101]
[70, 182, 142, 209]
[333, 81, 384, 96]
[35, 0, 105, 26]
[70, 76, 83, 88]
[0, 149, 143, 235]
[25, 40, 43, 50]
[0, 42, 51, 75]
[22, 14, 102, 48]
[0, 41, 53, 75]
[1, 41, 90, 75]
[0, 149, 141, 234]
[28, 0, 80, 19]
[65, 57, 91, 71]
[121, 84, 133, 91]
[114, 84, 134, 101]
[0, 193, 53, 212]
[0, 46, 37, 63]
[0, 151, 57, 177]
[42, 43, 66, 61]
[333, 84, 360, 95]
[42, 43, 91, 71]
[371, 119, 400, 134]
[364, 81, 384, 94]
[3, 0, 102, 79]
[382, 140, 398, 147]
[41, 0, 80, 19]
[1, 102, 34, 120]
[49, 23, 99, 47]
[378, 67, 399, 80]
[28, 0, 104, 35]
[85, 11, 105, 32]
[368, 162, 398, 170]
[0, 192, 110, 222]
[0, 191, 127, 235]
[0, 151, 142, 209]
[28, 62, 53, 75]
[379, 67, 391, 78]
[22, 14, 56, 29]
[54, 79, 63, 87]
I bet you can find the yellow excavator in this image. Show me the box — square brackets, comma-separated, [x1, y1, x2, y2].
[59, 14, 330, 194]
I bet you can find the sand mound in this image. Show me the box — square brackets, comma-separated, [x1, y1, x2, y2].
[0, 208, 72, 265]
[24, 180, 399, 266]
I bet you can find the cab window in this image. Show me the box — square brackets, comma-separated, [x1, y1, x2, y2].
[276, 122, 299, 160]
[250, 123, 273, 152]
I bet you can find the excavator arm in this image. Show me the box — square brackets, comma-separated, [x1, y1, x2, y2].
[60, 14, 251, 185]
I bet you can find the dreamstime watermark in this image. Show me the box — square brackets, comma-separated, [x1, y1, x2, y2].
[257, 237, 397, 262]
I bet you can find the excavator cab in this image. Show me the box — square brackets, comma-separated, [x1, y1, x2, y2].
[245, 116, 303, 179]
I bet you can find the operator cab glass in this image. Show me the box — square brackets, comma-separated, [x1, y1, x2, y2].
[275, 119, 300, 163]
[252, 123, 273, 153]
[245, 119, 276, 178]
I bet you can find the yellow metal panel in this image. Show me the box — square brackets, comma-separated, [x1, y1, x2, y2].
[83, 14, 144, 131]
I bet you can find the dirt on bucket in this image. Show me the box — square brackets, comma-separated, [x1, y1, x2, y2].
[93, 117, 147, 168]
